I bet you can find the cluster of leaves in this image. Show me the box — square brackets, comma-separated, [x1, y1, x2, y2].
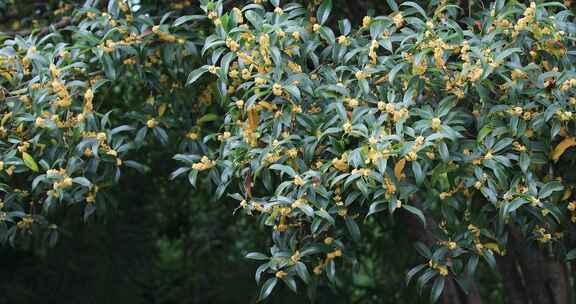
[182, 0, 576, 301]
[0, 0, 222, 249]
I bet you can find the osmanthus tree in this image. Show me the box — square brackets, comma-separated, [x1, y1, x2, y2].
[1, 0, 576, 303]
[181, 0, 576, 303]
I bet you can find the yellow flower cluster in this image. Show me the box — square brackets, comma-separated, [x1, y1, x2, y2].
[332, 153, 348, 171]
[567, 201, 576, 223]
[560, 78, 576, 92]
[393, 12, 404, 28]
[152, 26, 183, 43]
[16, 216, 34, 230]
[191, 156, 216, 171]
[51, 80, 72, 108]
[428, 260, 449, 276]
[514, 2, 536, 33]
[534, 226, 552, 243]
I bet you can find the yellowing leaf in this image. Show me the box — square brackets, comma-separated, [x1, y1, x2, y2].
[394, 159, 406, 180]
[552, 137, 576, 162]
[374, 75, 388, 84]
[259, 101, 277, 111]
[484, 243, 502, 255]
[248, 108, 259, 131]
[158, 103, 167, 117]
[1, 112, 12, 126]
[22, 152, 39, 172]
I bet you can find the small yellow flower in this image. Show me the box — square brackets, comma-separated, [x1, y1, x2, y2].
[272, 83, 283, 96]
[35, 117, 47, 128]
[147, 118, 157, 128]
[347, 98, 359, 108]
[332, 154, 348, 171]
[255, 77, 266, 86]
[293, 175, 305, 186]
[208, 65, 219, 74]
[49, 63, 60, 78]
[431, 117, 442, 131]
[97, 132, 107, 142]
[355, 70, 367, 80]
[218, 131, 231, 141]
[287, 148, 298, 158]
[290, 251, 300, 263]
[275, 271, 287, 279]
[337, 35, 349, 45]
[241, 69, 251, 80]
[313, 23, 321, 33]
[187, 132, 199, 140]
[313, 264, 323, 275]
[362, 16, 372, 28]
[343, 121, 352, 134]
[393, 12, 404, 28]
[438, 265, 449, 276]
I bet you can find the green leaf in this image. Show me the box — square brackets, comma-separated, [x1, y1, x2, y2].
[400, 1, 428, 18]
[505, 197, 527, 214]
[466, 255, 479, 276]
[519, 152, 530, 172]
[367, 200, 386, 217]
[316, 0, 332, 24]
[187, 65, 209, 85]
[197, 113, 220, 124]
[406, 264, 425, 285]
[284, 85, 301, 101]
[246, 252, 269, 260]
[540, 181, 563, 199]
[412, 161, 424, 185]
[282, 276, 297, 293]
[566, 249, 576, 261]
[402, 205, 426, 226]
[389, 62, 407, 84]
[345, 217, 361, 242]
[22, 152, 39, 172]
[431, 277, 445, 303]
[482, 249, 497, 270]
[295, 262, 310, 283]
[295, 203, 315, 217]
[258, 278, 278, 301]
[319, 26, 335, 44]
[316, 209, 335, 225]
[269, 164, 297, 177]
[173, 15, 206, 27]
[326, 259, 336, 283]
[72, 177, 92, 187]
[385, 0, 399, 11]
[188, 170, 199, 187]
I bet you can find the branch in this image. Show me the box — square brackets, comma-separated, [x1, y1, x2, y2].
[2, 16, 72, 37]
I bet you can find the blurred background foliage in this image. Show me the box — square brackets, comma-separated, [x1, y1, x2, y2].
[0, 0, 547, 303]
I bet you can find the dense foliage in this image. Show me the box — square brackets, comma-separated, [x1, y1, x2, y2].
[2, 0, 576, 303]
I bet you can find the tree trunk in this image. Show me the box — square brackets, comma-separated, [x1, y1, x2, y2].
[545, 259, 571, 304]
[507, 227, 572, 304]
[496, 250, 529, 304]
